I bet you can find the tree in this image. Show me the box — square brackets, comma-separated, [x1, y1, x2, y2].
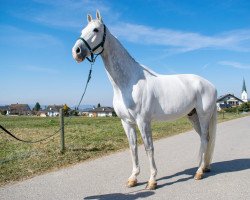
[33, 102, 41, 111]
[97, 103, 101, 108]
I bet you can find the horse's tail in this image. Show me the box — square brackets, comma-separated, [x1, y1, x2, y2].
[205, 105, 217, 166]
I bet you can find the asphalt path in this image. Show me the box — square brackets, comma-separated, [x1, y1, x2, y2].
[1, 116, 250, 200]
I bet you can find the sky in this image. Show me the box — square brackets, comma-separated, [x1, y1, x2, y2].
[0, 0, 250, 107]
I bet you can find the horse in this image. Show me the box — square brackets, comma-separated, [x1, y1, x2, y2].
[72, 10, 217, 190]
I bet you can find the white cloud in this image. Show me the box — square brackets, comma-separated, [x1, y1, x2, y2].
[0, 25, 62, 48]
[10, 0, 250, 54]
[13, 0, 111, 29]
[22, 65, 59, 74]
[218, 61, 250, 69]
[110, 23, 250, 53]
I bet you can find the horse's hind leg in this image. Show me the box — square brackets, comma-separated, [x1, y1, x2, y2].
[188, 108, 215, 180]
[121, 120, 140, 187]
[194, 113, 213, 180]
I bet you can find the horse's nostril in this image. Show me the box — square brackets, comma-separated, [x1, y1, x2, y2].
[76, 47, 81, 54]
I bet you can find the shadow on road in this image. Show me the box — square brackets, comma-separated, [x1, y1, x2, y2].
[157, 158, 250, 189]
[84, 191, 154, 200]
[83, 159, 249, 199]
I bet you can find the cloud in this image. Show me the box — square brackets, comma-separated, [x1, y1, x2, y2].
[13, 0, 111, 29]
[9, 0, 250, 54]
[0, 25, 62, 48]
[22, 65, 59, 74]
[111, 23, 250, 53]
[218, 61, 250, 69]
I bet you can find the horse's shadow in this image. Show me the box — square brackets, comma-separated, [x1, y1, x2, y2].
[157, 158, 250, 189]
[84, 191, 155, 200]
[84, 158, 250, 199]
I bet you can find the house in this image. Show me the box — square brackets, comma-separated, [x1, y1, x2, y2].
[88, 107, 116, 117]
[217, 94, 244, 111]
[0, 105, 10, 115]
[46, 105, 63, 117]
[8, 104, 31, 115]
[36, 110, 47, 117]
[79, 108, 93, 116]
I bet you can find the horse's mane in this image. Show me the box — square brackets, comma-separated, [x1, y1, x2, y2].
[140, 64, 158, 77]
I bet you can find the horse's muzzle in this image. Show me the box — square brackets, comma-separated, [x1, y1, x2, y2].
[72, 45, 88, 63]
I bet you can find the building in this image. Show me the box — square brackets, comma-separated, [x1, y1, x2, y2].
[88, 107, 116, 117]
[217, 94, 244, 111]
[36, 111, 47, 117]
[46, 105, 63, 117]
[241, 78, 248, 102]
[8, 104, 31, 115]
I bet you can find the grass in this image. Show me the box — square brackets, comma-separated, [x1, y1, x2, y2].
[0, 112, 246, 186]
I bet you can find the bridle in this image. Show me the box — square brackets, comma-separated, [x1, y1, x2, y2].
[78, 24, 106, 63]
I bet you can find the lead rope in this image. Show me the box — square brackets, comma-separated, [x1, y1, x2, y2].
[76, 62, 93, 111]
[0, 62, 94, 143]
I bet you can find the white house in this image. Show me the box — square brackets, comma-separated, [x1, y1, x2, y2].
[88, 107, 116, 117]
[217, 94, 244, 111]
[46, 105, 63, 117]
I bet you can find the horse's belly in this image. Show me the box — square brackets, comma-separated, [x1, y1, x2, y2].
[152, 111, 188, 121]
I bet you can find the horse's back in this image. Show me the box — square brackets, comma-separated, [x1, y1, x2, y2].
[148, 74, 217, 120]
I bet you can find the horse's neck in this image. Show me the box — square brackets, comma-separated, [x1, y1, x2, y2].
[101, 30, 143, 89]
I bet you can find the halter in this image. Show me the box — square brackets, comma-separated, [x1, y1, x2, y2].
[78, 24, 106, 63]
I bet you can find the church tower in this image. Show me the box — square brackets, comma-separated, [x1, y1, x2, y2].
[241, 78, 248, 102]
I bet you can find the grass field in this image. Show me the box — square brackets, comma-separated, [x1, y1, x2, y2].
[0, 112, 246, 186]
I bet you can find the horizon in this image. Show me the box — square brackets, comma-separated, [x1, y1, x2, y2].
[1, 0, 250, 106]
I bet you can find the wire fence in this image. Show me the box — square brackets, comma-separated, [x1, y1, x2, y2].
[0, 111, 246, 185]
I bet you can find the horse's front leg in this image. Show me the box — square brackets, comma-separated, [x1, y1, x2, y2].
[121, 120, 140, 187]
[137, 119, 157, 190]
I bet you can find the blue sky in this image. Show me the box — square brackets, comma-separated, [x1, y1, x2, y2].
[0, 0, 250, 107]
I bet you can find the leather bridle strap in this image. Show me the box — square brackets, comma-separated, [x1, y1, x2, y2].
[78, 24, 106, 63]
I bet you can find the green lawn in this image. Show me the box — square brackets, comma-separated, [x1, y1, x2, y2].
[0, 112, 246, 186]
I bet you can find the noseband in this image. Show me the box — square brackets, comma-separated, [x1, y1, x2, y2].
[78, 24, 106, 63]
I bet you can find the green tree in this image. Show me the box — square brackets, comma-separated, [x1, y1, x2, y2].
[97, 103, 101, 108]
[33, 102, 41, 111]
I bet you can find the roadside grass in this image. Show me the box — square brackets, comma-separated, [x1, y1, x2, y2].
[0, 112, 246, 186]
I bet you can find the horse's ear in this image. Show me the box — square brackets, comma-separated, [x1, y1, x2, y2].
[96, 10, 103, 22]
[87, 14, 92, 23]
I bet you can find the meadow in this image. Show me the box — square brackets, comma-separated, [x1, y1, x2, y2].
[0, 112, 245, 186]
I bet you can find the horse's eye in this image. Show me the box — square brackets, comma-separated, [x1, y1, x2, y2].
[93, 28, 99, 33]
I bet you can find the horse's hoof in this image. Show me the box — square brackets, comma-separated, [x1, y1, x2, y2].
[145, 180, 157, 190]
[194, 172, 203, 180]
[127, 179, 137, 187]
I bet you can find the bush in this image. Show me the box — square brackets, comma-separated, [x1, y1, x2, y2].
[223, 107, 238, 113]
[223, 102, 250, 113]
[239, 102, 250, 112]
[0, 110, 7, 115]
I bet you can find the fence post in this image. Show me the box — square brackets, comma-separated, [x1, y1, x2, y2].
[60, 108, 65, 153]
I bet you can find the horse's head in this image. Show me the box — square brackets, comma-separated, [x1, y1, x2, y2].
[72, 10, 105, 63]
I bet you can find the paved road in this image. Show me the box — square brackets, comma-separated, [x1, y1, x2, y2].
[1, 116, 250, 200]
